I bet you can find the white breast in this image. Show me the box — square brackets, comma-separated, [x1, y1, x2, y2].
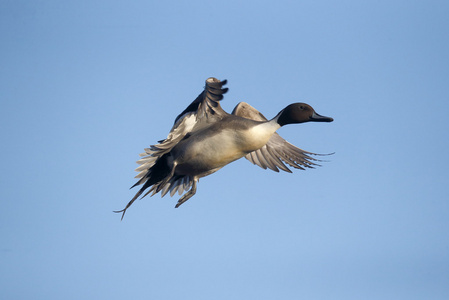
[243, 120, 281, 151]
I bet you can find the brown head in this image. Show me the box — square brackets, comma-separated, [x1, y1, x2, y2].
[276, 103, 333, 126]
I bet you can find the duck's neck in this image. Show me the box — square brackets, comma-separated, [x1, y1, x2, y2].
[273, 109, 288, 127]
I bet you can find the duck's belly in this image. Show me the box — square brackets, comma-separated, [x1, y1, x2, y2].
[171, 130, 251, 176]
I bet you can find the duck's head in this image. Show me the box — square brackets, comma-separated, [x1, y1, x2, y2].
[276, 103, 333, 126]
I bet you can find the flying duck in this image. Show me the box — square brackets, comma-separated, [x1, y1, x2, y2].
[115, 77, 333, 219]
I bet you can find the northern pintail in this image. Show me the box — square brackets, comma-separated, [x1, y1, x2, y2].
[115, 77, 333, 218]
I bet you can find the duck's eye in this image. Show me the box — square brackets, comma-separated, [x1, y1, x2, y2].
[299, 105, 304, 110]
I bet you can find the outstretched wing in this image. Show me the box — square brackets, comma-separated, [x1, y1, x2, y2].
[133, 77, 228, 186]
[232, 102, 328, 173]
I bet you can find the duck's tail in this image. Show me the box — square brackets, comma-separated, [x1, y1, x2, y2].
[114, 154, 172, 220]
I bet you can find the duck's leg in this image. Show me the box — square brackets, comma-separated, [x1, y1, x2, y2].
[175, 177, 198, 208]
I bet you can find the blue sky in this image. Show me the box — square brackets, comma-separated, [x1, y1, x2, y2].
[1, 0, 449, 299]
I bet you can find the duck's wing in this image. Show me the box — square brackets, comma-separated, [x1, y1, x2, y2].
[232, 102, 326, 173]
[174, 77, 228, 124]
[133, 78, 228, 186]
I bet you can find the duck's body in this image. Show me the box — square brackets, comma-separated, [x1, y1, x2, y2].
[115, 78, 333, 219]
[172, 117, 279, 175]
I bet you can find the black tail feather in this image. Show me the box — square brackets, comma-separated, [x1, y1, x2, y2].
[115, 154, 172, 220]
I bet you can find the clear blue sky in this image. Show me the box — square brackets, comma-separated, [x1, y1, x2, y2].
[1, 1, 448, 299]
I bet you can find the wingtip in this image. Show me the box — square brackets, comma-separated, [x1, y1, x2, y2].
[206, 77, 227, 87]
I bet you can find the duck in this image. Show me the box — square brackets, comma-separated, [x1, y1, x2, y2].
[115, 77, 333, 219]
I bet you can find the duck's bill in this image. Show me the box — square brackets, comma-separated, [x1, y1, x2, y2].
[310, 111, 333, 122]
